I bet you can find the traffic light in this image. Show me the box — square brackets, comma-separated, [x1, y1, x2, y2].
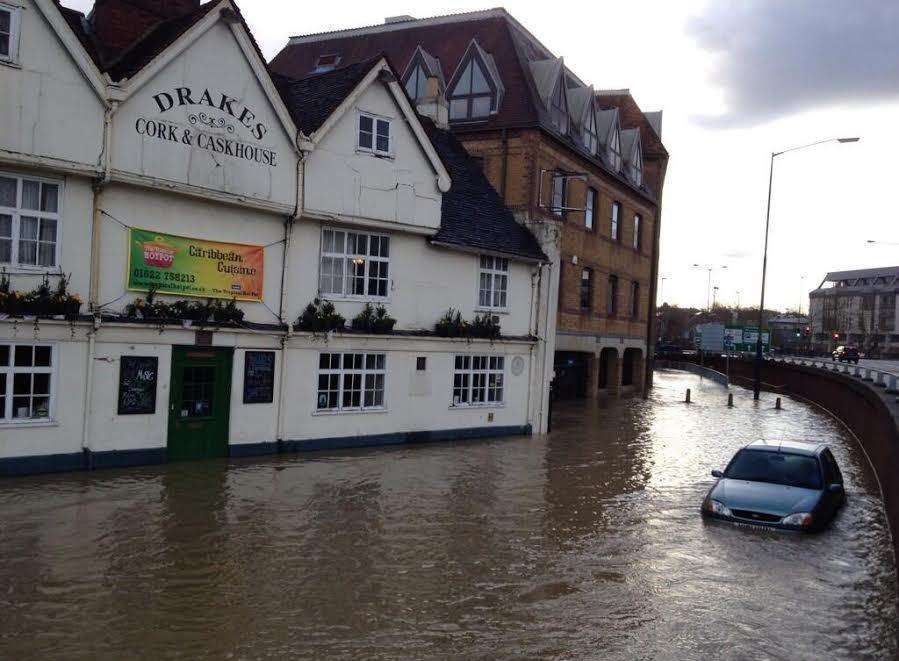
[804, 325, 811, 336]
[832, 332, 840, 341]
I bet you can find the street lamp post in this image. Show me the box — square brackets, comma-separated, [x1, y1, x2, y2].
[752, 137, 859, 400]
[866, 239, 899, 246]
[692, 264, 727, 311]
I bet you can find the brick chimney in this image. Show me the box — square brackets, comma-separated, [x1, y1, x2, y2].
[91, 0, 201, 60]
[415, 76, 448, 129]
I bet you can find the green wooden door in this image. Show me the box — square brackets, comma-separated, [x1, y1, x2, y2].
[167, 347, 232, 461]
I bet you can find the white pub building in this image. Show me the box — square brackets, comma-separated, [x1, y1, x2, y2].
[0, 0, 555, 474]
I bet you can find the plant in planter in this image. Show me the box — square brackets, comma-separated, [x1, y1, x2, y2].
[23, 277, 53, 317]
[469, 313, 501, 340]
[296, 298, 345, 332]
[125, 289, 171, 321]
[213, 298, 244, 324]
[351, 303, 396, 334]
[435, 308, 468, 338]
[51, 275, 82, 317]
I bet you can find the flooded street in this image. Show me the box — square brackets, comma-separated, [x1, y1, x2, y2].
[0, 370, 895, 660]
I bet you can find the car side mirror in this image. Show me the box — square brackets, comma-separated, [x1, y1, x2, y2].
[828, 483, 843, 493]
[711, 469, 723, 478]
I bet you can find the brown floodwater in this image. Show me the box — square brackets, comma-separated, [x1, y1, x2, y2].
[0, 370, 896, 660]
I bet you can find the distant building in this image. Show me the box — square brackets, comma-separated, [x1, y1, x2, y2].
[768, 316, 810, 353]
[808, 267, 899, 357]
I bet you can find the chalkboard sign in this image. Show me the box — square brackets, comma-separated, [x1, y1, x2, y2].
[243, 351, 275, 404]
[117, 356, 158, 415]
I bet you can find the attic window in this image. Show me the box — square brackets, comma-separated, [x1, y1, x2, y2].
[0, 3, 21, 63]
[549, 79, 569, 135]
[313, 53, 341, 73]
[404, 64, 428, 101]
[631, 143, 643, 186]
[609, 127, 622, 171]
[358, 113, 391, 156]
[448, 53, 495, 121]
[583, 110, 598, 155]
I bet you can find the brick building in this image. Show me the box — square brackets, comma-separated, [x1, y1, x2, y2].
[271, 8, 668, 400]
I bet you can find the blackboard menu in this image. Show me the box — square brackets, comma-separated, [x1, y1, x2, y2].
[117, 356, 158, 415]
[244, 351, 275, 404]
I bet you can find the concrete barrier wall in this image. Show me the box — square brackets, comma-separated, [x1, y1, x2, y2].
[701, 356, 899, 570]
[656, 360, 729, 386]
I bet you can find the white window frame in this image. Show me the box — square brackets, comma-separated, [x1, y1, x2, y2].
[611, 201, 621, 241]
[0, 342, 56, 425]
[451, 354, 504, 408]
[316, 351, 387, 413]
[609, 128, 622, 171]
[585, 187, 596, 230]
[0, 2, 22, 64]
[583, 111, 598, 155]
[477, 254, 509, 311]
[0, 171, 63, 270]
[404, 63, 429, 102]
[631, 146, 643, 186]
[357, 112, 391, 157]
[447, 52, 496, 121]
[319, 227, 390, 300]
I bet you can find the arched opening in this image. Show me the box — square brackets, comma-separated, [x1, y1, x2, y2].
[622, 348, 643, 388]
[598, 348, 618, 392]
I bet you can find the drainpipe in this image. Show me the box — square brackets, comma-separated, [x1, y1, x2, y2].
[500, 128, 508, 201]
[276, 138, 308, 444]
[82, 101, 116, 464]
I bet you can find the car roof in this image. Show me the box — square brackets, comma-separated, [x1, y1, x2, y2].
[744, 439, 826, 457]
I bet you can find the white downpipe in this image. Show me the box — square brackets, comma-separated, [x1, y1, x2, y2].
[80, 318, 99, 453]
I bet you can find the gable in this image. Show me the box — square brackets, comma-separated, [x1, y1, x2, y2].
[0, 0, 105, 170]
[110, 18, 298, 207]
[303, 78, 442, 231]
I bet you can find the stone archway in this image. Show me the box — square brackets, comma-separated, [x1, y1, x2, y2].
[598, 347, 620, 395]
[622, 348, 644, 391]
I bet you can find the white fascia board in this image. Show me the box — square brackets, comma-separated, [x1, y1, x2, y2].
[309, 59, 452, 193]
[33, 0, 109, 102]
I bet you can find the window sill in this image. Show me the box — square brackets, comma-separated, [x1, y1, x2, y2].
[320, 294, 391, 304]
[312, 407, 388, 416]
[0, 419, 57, 429]
[474, 307, 509, 316]
[448, 403, 505, 411]
[355, 148, 394, 160]
[0, 59, 21, 70]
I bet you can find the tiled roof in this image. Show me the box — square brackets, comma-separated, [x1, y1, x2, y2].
[270, 10, 665, 201]
[105, 1, 221, 81]
[422, 119, 546, 262]
[277, 57, 382, 136]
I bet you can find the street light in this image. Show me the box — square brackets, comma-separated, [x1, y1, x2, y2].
[691, 263, 727, 311]
[752, 137, 860, 400]
[866, 239, 899, 246]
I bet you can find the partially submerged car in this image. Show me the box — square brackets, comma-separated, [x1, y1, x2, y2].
[702, 440, 845, 532]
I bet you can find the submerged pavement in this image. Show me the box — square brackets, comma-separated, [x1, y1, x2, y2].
[0, 370, 895, 659]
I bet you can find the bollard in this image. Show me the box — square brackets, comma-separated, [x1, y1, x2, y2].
[775, 397, 782, 410]
[887, 375, 898, 395]
[727, 393, 734, 407]
[685, 388, 691, 403]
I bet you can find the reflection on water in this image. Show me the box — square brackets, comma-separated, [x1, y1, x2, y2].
[0, 370, 895, 659]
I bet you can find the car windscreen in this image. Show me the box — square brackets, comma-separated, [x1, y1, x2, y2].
[725, 450, 822, 490]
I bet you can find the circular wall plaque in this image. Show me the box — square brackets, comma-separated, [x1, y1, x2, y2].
[510, 355, 525, 376]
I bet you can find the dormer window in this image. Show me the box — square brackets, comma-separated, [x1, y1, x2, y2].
[550, 79, 569, 135]
[312, 53, 341, 73]
[631, 144, 643, 186]
[404, 63, 429, 101]
[448, 54, 495, 121]
[609, 128, 622, 171]
[0, 3, 21, 63]
[583, 110, 598, 155]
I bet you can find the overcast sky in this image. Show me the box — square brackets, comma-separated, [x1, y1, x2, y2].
[68, 0, 899, 312]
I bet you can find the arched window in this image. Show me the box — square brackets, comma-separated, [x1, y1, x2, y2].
[404, 64, 428, 101]
[550, 79, 569, 134]
[448, 55, 494, 121]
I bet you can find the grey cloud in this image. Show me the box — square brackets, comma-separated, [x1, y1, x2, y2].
[688, 1, 899, 127]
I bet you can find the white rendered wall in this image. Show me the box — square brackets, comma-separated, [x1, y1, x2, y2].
[303, 82, 442, 232]
[0, 0, 105, 170]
